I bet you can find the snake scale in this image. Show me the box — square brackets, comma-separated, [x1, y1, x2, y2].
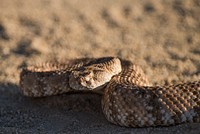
[19, 57, 200, 127]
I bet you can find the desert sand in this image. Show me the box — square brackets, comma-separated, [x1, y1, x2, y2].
[0, 0, 200, 133]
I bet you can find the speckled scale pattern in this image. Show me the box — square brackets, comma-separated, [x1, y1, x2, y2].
[20, 58, 95, 97]
[19, 57, 200, 127]
[102, 80, 200, 127]
[116, 59, 151, 87]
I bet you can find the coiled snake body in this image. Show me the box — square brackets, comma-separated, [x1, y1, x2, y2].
[19, 57, 200, 127]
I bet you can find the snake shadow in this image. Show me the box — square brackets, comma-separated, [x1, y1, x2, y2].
[0, 82, 199, 133]
[0, 82, 109, 133]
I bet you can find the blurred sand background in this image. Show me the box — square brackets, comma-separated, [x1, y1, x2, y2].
[0, 0, 200, 133]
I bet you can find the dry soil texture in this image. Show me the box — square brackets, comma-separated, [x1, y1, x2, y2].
[0, 0, 200, 133]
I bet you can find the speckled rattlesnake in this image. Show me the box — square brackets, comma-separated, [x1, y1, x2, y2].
[19, 57, 200, 127]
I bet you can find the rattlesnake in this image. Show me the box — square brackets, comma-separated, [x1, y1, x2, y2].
[19, 57, 200, 127]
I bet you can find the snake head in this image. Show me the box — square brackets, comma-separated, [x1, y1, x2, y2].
[69, 67, 116, 91]
[69, 57, 122, 91]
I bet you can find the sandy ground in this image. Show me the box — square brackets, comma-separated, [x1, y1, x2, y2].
[0, 0, 200, 133]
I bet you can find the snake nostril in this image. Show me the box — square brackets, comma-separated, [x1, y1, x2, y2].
[85, 80, 91, 85]
[85, 81, 90, 84]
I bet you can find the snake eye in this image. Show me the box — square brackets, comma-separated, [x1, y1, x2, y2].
[82, 71, 91, 76]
